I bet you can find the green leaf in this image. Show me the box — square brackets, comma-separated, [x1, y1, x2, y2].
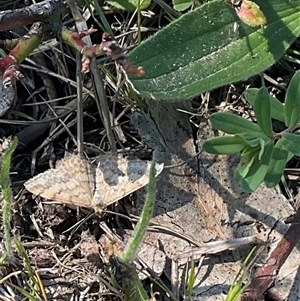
[236, 146, 258, 178]
[258, 137, 268, 160]
[253, 87, 273, 136]
[202, 135, 248, 154]
[241, 144, 260, 156]
[128, 0, 300, 100]
[244, 88, 285, 122]
[284, 70, 300, 127]
[238, 133, 270, 148]
[106, 0, 151, 11]
[173, 0, 192, 11]
[239, 134, 269, 159]
[211, 112, 264, 134]
[235, 142, 274, 192]
[264, 138, 293, 187]
[281, 132, 300, 155]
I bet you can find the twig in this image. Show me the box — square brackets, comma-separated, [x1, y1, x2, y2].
[0, 0, 67, 31]
[65, 0, 116, 152]
[241, 210, 300, 300]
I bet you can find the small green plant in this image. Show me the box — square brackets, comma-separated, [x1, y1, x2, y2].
[186, 256, 196, 301]
[109, 159, 160, 301]
[203, 70, 300, 192]
[225, 246, 257, 301]
[11, 239, 47, 300]
[0, 136, 18, 263]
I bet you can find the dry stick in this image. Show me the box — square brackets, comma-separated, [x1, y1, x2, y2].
[241, 209, 300, 300]
[76, 51, 84, 155]
[0, 0, 67, 31]
[65, 0, 116, 152]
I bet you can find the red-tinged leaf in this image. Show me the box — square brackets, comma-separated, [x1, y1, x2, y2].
[235, 0, 266, 27]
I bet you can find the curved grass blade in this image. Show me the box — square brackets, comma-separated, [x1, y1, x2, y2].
[0, 136, 18, 261]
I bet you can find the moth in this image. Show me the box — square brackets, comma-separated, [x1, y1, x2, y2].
[24, 153, 164, 212]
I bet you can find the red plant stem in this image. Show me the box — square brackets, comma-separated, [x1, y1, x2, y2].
[61, 29, 144, 75]
[0, 23, 42, 83]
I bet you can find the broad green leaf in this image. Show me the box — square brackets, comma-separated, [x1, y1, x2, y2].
[244, 88, 285, 122]
[253, 87, 273, 136]
[211, 112, 264, 134]
[264, 138, 293, 187]
[128, 0, 300, 100]
[235, 142, 273, 192]
[284, 70, 300, 127]
[281, 132, 300, 155]
[106, 0, 150, 11]
[202, 135, 248, 154]
[173, 0, 192, 11]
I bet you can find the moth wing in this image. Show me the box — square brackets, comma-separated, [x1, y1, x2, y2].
[24, 155, 94, 207]
[56, 154, 95, 196]
[92, 153, 164, 209]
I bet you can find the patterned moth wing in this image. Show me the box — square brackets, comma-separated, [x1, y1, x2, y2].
[92, 153, 164, 209]
[24, 154, 96, 207]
